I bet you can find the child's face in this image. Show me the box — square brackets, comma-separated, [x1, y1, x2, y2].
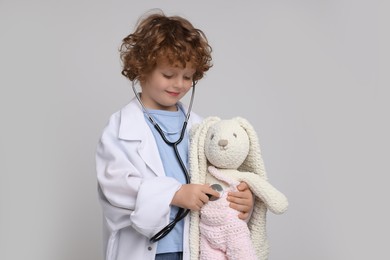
[140, 60, 195, 111]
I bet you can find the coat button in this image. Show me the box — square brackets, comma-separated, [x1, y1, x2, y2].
[148, 246, 152, 251]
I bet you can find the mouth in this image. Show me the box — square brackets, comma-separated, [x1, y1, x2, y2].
[166, 91, 180, 97]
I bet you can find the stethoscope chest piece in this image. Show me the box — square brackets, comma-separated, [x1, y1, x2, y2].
[208, 183, 224, 201]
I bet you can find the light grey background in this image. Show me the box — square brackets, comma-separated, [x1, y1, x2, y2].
[1, 0, 389, 259]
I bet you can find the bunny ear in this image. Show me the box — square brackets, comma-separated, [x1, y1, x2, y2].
[189, 116, 220, 184]
[188, 116, 220, 260]
[233, 117, 273, 259]
[189, 123, 200, 139]
[233, 117, 267, 179]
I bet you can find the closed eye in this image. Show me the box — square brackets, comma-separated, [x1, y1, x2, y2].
[163, 74, 173, 79]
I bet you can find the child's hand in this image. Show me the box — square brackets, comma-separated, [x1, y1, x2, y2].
[171, 184, 220, 211]
[227, 182, 254, 220]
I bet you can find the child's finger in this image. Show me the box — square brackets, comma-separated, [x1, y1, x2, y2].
[228, 190, 247, 199]
[238, 211, 249, 220]
[229, 201, 250, 211]
[202, 184, 220, 199]
[236, 181, 249, 191]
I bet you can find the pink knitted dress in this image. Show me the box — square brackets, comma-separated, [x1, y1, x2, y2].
[199, 168, 258, 260]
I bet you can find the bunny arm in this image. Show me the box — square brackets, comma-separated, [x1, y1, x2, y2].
[208, 166, 288, 215]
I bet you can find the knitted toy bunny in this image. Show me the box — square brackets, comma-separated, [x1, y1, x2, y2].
[189, 117, 288, 260]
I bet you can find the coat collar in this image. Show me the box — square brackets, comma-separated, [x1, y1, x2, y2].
[118, 98, 200, 140]
[118, 98, 164, 176]
[118, 98, 147, 141]
[117, 97, 202, 177]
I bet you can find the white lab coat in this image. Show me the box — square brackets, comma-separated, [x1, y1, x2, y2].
[96, 98, 202, 260]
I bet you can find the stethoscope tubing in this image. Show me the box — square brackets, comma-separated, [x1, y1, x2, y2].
[131, 81, 196, 243]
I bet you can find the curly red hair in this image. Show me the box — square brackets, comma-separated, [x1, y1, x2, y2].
[120, 10, 213, 83]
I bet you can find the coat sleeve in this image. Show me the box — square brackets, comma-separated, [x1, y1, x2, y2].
[96, 113, 182, 238]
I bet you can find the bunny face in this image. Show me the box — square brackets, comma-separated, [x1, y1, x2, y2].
[204, 120, 250, 169]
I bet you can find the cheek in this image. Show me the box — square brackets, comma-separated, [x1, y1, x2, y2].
[183, 84, 193, 94]
[205, 146, 220, 167]
[145, 74, 167, 88]
[233, 145, 249, 166]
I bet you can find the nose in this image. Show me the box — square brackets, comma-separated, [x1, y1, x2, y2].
[218, 139, 228, 147]
[173, 77, 184, 89]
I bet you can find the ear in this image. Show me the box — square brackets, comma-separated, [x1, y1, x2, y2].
[233, 117, 267, 178]
[189, 116, 221, 184]
[189, 123, 200, 140]
[233, 117, 252, 130]
[189, 117, 220, 146]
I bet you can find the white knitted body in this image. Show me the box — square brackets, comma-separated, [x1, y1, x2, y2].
[189, 117, 288, 260]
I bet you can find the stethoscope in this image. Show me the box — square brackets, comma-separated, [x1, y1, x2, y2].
[132, 81, 194, 243]
[132, 81, 222, 243]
